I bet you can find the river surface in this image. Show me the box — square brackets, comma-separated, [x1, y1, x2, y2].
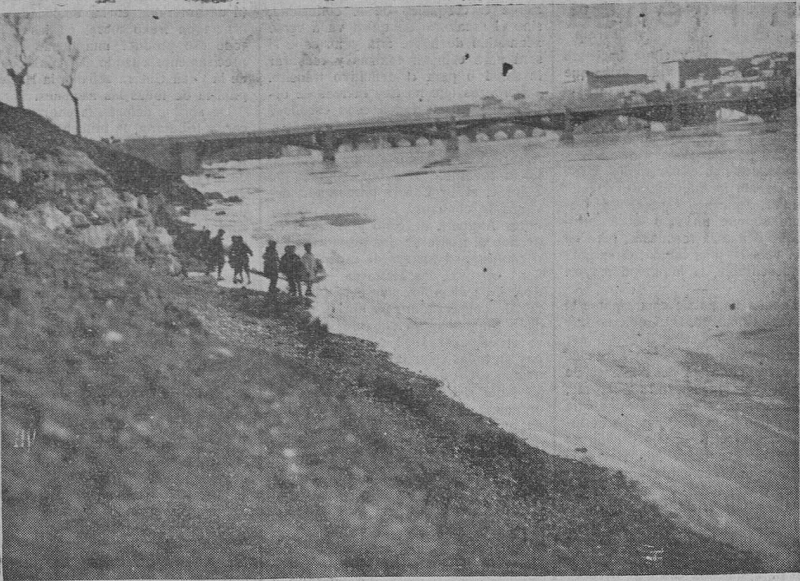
[185, 124, 798, 569]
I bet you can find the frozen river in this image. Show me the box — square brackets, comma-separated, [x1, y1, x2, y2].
[185, 124, 798, 569]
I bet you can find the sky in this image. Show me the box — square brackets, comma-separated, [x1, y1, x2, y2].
[0, 2, 794, 138]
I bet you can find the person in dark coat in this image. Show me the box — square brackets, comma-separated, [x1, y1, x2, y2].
[279, 245, 303, 296]
[229, 235, 253, 284]
[207, 228, 226, 280]
[199, 228, 211, 271]
[262, 240, 280, 293]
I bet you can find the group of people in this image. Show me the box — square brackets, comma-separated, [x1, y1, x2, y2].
[198, 228, 322, 297]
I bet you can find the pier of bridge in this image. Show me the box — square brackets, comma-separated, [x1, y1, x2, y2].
[114, 91, 795, 174]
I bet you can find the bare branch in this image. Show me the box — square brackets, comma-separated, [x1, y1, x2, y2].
[57, 34, 81, 91]
[2, 14, 35, 69]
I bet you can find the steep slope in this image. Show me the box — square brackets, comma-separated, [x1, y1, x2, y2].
[0, 102, 204, 209]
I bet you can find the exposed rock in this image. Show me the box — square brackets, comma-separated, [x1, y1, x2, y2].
[34, 203, 72, 231]
[93, 186, 125, 222]
[121, 219, 143, 245]
[40, 418, 75, 442]
[650, 122, 667, 133]
[102, 330, 124, 344]
[205, 191, 224, 201]
[120, 191, 139, 210]
[0, 138, 29, 183]
[1, 199, 19, 213]
[77, 223, 118, 248]
[119, 246, 136, 260]
[1, 103, 198, 280]
[69, 211, 91, 229]
[0, 213, 22, 237]
[132, 214, 153, 231]
[152, 226, 174, 251]
[154, 254, 184, 276]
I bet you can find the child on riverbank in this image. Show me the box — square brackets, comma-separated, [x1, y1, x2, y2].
[300, 242, 322, 297]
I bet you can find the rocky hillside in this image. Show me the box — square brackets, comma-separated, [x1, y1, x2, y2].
[0, 102, 205, 274]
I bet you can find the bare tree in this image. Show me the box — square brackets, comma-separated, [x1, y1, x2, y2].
[58, 35, 82, 137]
[2, 14, 38, 108]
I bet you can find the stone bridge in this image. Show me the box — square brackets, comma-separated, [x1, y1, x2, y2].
[115, 91, 795, 175]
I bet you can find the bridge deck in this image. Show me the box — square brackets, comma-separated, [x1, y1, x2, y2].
[121, 94, 792, 146]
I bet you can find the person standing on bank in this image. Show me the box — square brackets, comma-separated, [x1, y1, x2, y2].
[279, 245, 304, 296]
[300, 242, 320, 297]
[199, 227, 211, 273]
[208, 229, 226, 280]
[262, 240, 280, 293]
[229, 235, 253, 285]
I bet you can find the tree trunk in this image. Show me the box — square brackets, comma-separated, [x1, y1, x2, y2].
[67, 88, 81, 137]
[14, 80, 23, 109]
[6, 67, 28, 109]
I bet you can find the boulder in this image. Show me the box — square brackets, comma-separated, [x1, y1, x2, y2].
[205, 191, 224, 201]
[113, 224, 139, 251]
[137, 195, 150, 211]
[0, 199, 19, 214]
[0, 227, 21, 264]
[121, 219, 143, 245]
[120, 191, 139, 210]
[152, 226, 174, 251]
[0, 213, 22, 237]
[136, 215, 155, 231]
[35, 203, 72, 231]
[0, 138, 25, 183]
[69, 211, 91, 229]
[77, 223, 117, 248]
[154, 254, 183, 276]
[119, 246, 136, 260]
[93, 187, 124, 222]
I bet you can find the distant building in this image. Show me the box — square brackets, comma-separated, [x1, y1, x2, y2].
[657, 58, 732, 90]
[657, 53, 794, 92]
[750, 54, 772, 67]
[711, 77, 768, 96]
[585, 71, 655, 95]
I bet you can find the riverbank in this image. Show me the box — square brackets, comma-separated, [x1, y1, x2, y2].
[1, 221, 762, 577]
[0, 103, 767, 577]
